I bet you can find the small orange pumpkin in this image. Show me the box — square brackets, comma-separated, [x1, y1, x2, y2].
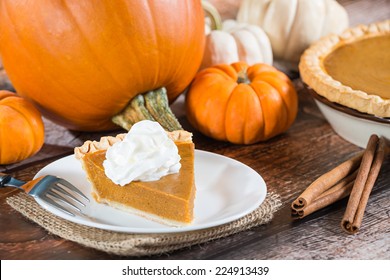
[186, 62, 298, 144]
[0, 90, 45, 164]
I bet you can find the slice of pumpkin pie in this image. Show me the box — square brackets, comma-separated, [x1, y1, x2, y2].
[74, 120, 196, 226]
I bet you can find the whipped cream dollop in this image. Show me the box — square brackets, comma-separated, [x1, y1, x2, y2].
[103, 120, 181, 186]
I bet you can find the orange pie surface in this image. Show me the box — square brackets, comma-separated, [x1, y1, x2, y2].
[323, 35, 390, 100]
[75, 131, 196, 226]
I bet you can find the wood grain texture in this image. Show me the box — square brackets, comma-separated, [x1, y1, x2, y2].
[0, 56, 11, 91]
[0, 69, 13, 92]
[0, 0, 389, 260]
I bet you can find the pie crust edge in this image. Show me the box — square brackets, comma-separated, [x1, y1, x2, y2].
[74, 130, 193, 159]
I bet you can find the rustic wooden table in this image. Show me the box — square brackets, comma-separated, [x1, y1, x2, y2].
[1, 0, 389, 260]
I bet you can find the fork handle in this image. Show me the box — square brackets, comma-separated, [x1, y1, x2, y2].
[0, 172, 25, 188]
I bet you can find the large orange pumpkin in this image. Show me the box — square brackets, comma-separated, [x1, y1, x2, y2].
[186, 62, 298, 144]
[0, 91, 45, 164]
[0, 0, 205, 131]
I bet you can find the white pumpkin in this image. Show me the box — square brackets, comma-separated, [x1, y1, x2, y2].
[237, 0, 349, 65]
[201, 19, 273, 69]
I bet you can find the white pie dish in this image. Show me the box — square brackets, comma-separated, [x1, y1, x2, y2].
[308, 88, 390, 148]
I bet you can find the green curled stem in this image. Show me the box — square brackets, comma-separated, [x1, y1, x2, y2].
[112, 87, 182, 131]
[202, 1, 222, 31]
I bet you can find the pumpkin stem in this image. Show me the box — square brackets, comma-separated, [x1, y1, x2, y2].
[237, 70, 251, 84]
[202, 1, 222, 31]
[112, 87, 182, 131]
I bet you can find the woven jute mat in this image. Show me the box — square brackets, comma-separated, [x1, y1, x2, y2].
[7, 192, 281, 257]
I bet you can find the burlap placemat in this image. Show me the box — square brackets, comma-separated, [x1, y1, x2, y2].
[7, 192, 281, 257]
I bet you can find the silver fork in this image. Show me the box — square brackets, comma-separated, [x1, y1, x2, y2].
[0, 172, 89, 216]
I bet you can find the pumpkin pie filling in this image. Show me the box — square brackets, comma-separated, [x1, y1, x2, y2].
[323, 35, 390, 100]
[299, 20, 390, 118]
[75, 130, 196, 226]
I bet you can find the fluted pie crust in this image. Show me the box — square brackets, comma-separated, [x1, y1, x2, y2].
[299, 20, 390, 118]
[74, 130, 196, 226]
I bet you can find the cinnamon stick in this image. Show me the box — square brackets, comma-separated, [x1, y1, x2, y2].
[292, 170, 357, 219]
[341, 136, 387, 234]
[291, 152, 363, 211]
[317, 169, 357, 198]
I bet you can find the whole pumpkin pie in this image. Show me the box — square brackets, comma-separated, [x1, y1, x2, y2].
[299, 20, 390, 118]
[74, 129, 196, 226]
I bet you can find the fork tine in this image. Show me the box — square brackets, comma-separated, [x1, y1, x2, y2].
[43, 195, 76, 217]
[52, 185, 86, 207]
[47, 190, 82, 212]
[56, 179, 89, 201]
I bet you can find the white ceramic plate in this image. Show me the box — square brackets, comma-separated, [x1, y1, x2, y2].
[34, 150, 267, 233]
